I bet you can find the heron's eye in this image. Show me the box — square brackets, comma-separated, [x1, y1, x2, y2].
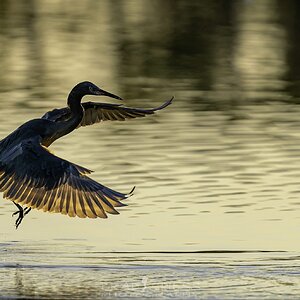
[89, 86, 95, 93]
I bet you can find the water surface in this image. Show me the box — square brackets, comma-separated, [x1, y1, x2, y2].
[0, 0, 300, 298]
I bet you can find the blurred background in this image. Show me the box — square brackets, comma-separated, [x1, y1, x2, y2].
[1, 0, 300, 250]
[2, 0, 300, 298]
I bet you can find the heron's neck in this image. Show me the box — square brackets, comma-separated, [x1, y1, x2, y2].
[66, 91, 83, 124]
[52, 92, 84, 140]
[68, 91, 84, 115]
[42, 90, 85, 147]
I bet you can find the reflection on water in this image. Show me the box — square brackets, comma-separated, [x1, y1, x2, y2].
[1, 0, 300, 298]
[1, 241, 300, 299]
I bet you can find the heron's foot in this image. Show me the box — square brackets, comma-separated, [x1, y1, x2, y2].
[12, 210, 19, 217]
[23, 207, 31, 216]
[15, 210, 24, 229]
[12, 202, 31, 229]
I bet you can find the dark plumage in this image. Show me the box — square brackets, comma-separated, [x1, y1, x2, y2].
[0, 81, 173, 228]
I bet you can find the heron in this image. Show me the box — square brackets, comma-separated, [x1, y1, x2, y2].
[0, 81, 173, 229]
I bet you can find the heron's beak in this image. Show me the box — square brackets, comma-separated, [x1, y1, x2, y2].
[96, 88, 123, 100]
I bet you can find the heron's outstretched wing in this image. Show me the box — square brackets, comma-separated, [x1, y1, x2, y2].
[79, 97, 173, 127]
[0, 137, 132, 218]
[42, 98, 173, 127]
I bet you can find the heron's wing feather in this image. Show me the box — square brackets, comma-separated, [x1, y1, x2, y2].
[42, 98, 173, 126]
[79, 97, 173, 127]
[41, 107, 70, 122]
[0, 137, 131, 218]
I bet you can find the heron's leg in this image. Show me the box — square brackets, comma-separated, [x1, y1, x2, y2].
[12, 202, 29, 229]
[12, 202, 23, 216]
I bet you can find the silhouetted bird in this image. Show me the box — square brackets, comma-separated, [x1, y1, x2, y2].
[0, 81, 173, 228]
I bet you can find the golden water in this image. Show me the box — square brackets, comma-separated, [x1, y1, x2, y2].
[0, 1, 300, 298]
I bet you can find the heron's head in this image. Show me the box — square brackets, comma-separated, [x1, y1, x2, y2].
[72, 81, 123, 100]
